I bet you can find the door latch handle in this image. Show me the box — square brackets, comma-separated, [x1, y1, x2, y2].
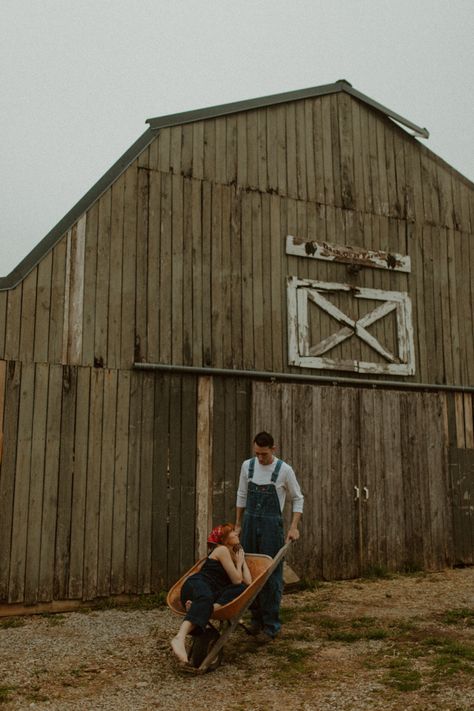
[354, 486, 360, 500]
[363, 486, 369, 499]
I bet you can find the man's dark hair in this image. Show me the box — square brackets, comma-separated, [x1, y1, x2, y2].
[254, 431, 274, 447]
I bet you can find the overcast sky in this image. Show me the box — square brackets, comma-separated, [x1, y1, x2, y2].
[1, 0, 473, 277]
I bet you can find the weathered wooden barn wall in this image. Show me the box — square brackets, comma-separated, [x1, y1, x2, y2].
[0, 87, 473, 608]
[0, 93, 473, 383]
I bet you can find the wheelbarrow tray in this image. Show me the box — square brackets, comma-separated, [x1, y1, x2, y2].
[167, 542, 291, 672]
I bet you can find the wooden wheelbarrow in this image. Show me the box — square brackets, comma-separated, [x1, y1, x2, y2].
[166, 541, 291, 672]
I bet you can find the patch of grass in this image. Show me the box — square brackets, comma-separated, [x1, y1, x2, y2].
[0, 687, 15, 704]
[79, 592, 167, 613]
[283, 630, 315, 642]
[327, 630, 363, 643]
[291, 577, 324, 592]
[442, 608, 474, 626]
[317, 616, 340, 629]
[385, 657, 422, 692]
[361, 565, 392, 580]
[351, 616, 377, 628]
[25, 692, 49, 703]
[268, 641, 313, 686]
[0, 616, 25, 629]
[39, 613, 66, 626]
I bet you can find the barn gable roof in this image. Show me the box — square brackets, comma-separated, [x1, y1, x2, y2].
[0, 79, 461, 290]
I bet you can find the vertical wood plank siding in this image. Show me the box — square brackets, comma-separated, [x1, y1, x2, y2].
[0, 95, 471, 384]
[0, 92, 473, 607]
[0, 366, 202, 603]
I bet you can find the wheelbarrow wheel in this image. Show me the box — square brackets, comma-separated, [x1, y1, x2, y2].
[189, 627, 222, 670]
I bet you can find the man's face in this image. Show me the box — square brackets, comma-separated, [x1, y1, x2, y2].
[254, 444, 275, 466]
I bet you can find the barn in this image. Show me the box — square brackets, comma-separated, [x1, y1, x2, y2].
[0, 79, 473, 611]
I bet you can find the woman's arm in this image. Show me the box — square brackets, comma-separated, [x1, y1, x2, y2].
[241, 556, 252, 585]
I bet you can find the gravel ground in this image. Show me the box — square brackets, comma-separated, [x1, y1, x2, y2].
[1, 567, 473, 710]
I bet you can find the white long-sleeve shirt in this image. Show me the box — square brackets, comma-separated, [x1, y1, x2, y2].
[236, 457, 304, 514]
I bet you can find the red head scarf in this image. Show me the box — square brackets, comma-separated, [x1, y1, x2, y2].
[207, 525, 224, 545]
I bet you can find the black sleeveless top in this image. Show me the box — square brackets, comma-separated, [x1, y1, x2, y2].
[191, 556, 232, 594]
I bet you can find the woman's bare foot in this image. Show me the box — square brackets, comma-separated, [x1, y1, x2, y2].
[171, 635, 189, 664]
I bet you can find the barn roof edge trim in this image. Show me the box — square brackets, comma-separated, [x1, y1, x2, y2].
[146, 79, 430, 140]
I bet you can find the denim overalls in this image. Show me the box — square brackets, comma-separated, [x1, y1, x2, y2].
[241, 457, 284, 638]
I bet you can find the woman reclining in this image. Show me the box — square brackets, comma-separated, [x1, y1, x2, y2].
[171, 523, 252, 664]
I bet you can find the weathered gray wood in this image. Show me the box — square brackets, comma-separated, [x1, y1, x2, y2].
[121, 164, 138, 368]
[81, 203, 98, 366]
[211, 376, 226, 525]
[215, 116, 227, 185]
[195, 376, 213, 558]
[19, 268, 37, 363]
[221, 187, 232, 367]
[4, 284, 22, 361]
[211, 184, 223, 366]
[53, 366, 77, 599]
[286, 235, 411, 272]
[38, 365, 62, 601]
[68, 366, 90, 599]
[192, 121, 204, 180]
[426, 394, 452, 568]
[158, 127, 171, 173]
[0, 360, 5, 465]
[0, 362, 21, 601]
[83, 368, 104, 599]
[33, 251, 52, 363]
[383, 392, 405, 571]
[400, 392, 424, 569]
[241, 191, 254, 369]
[182, 178, 193, 365]
[97, 370, 118, 597]
[135, 167, 149, 363]
[9, 363, 35, 602]
[252, 192, 264, 371]
[67, 215, 86, 364]
[24, 363, 49, 603]
[179, 376, 197, 572]
[95, 192, 112, 366]
[203, 119, 216, 183]
[110, 370, 130, 594]
[181, 123, 193, 178]
[229, 186, 242, 367]
[137, 371, 154, 593]
[158, 171, 172, 363]
[151, 374, 169, 589]
[108, 174, 125, 369]
[124, 370, 141, 594]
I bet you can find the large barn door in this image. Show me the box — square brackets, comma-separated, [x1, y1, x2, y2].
[252, 382, 452, 581]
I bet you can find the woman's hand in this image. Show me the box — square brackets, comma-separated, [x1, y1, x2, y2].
[235, 547, 245, 568]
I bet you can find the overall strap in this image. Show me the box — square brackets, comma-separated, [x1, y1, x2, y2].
[271, 459, 283, 483]
[248, 457, 256, 479]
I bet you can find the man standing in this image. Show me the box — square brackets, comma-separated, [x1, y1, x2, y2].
[235, 431, 304, 641]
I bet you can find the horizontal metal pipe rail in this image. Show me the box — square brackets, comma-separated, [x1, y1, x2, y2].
[133, 362, 474, 394]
